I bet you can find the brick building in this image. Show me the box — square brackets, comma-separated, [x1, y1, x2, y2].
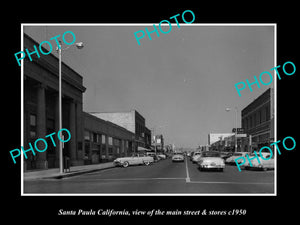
[241, 88, 274, 151]
[90, 110, 152, 150]
[83, 112, 135, 164]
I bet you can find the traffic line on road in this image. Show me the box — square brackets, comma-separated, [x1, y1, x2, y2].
[77, 177, 186, 181]
[188, 181, 274, 185]
[185, 159, 190, 183]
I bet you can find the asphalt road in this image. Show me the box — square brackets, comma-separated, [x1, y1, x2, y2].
[24, 157, 275, 194]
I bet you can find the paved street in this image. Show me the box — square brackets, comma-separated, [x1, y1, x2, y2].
[24, 157, 274, 194]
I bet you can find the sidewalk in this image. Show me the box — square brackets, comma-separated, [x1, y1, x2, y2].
[24, 162, 115, 181]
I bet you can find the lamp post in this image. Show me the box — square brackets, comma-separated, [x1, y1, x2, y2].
[57, 40, 84, 174]
[226, 107, 238, 152]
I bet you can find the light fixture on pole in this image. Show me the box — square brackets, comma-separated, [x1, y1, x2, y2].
[57, 40, 84, 174]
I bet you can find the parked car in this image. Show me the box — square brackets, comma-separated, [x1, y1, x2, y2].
[146, 152, 159, 162]
[220, 152, 234, 161]
[197, 151, 225, 171]
[157, 154, 167, 160]
[191, 151, 202, 163]
[225, 152, 248, 165]
[172, 153, 184, 162]
[113, 154, 154, 168]
[243, 153, 274, 171]
[190, 151, 195, 160]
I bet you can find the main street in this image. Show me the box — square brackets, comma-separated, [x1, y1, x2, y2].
[24, 157, 274, 194]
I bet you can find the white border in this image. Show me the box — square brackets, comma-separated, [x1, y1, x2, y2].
[21, 23, 277, 196]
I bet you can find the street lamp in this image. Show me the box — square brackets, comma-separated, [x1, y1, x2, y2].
[57, 40, 84, 174]
[225, 107, 238, 152]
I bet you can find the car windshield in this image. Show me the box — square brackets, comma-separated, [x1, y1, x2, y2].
[233, 153, 243, 156]
[174, 152, 183, 155]
[201, 151, 220, 157]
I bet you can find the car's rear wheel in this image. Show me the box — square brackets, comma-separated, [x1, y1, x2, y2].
[123, 161, 129, 168]
[144, 161, 151, 166]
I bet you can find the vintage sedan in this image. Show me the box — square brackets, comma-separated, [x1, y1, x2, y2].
[225, 152, 248, 165]
[197, 151, 225, 171]
[243, 153, 274, 171]
[191, 151, 202, 163]
[113, 154, 154, 168]
[172, 153, 185, 162]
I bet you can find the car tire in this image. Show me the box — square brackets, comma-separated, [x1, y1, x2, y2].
[144, 161, 151, 166]
[123, 161, 129, 168]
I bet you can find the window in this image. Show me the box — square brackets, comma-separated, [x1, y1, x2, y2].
[101, 135, 106, 144]
[266, 105, 270, 121]
[84, 130, 90, 141]
[29, 114, 36, 138]
[30, 114, 36, 126]
[101, 145, 106, 156]
[92, 133, 98, 143]
[114, 138, 120, 146]
[108, 137, 113, 145]
[30, 130, 36, 138]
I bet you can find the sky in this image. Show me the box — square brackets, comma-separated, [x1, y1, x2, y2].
[23, 24, 274, 148]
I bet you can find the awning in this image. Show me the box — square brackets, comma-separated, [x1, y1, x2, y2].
[137, 146, 151, 151]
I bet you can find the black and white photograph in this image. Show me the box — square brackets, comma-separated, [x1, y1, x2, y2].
[21, 24, 276, 195]
[4, 5, 298, 224]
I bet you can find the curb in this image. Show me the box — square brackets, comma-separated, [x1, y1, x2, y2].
[24, 165, 115, 181]
[51, 166, 115, 179]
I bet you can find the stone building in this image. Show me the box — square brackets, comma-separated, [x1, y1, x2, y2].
[23, 33, 86, 170]
[23, 34, 141, 171]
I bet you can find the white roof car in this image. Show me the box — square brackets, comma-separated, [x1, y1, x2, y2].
[197, 151, 225, 171]
[225, 152, 248, 164]
[243, 153, 274, 171]
[113, 154, 154, 168]
[172, 153, 184, 162]
[191, 151, 202, 163]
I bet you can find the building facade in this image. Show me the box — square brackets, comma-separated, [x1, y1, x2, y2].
[24, 34, 86, 170]
[90, 110, 151, 150]
[154, 134, 164, 152]
[23, 34, 142, 171]
[83, 112, 135, 164]
[241, 88, 274, 151]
